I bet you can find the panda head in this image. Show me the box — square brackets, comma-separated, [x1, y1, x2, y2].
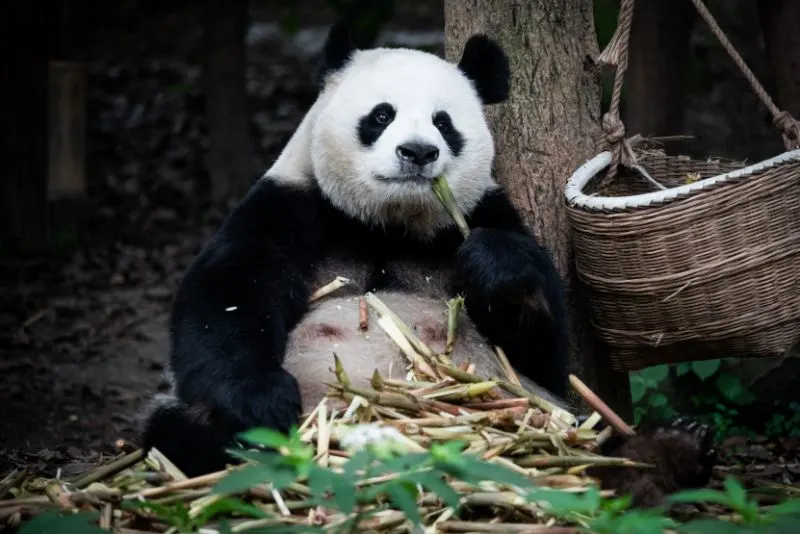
[308, 20, 510, 236]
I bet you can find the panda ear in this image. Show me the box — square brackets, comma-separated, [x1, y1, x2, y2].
[457, 35, 510, 105]
[321, 19, 356, 77]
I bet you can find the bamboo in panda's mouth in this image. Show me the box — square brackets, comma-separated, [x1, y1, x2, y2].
[432, 175, 470, 239]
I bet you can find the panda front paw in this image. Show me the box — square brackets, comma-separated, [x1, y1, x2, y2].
[224, 369, 303, 435]
[456, 227, 558, 310]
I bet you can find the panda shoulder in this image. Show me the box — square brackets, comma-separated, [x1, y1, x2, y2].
[465, 183, 525, 230]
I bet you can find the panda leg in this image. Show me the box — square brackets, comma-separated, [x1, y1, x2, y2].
[140, 394, 242, 477]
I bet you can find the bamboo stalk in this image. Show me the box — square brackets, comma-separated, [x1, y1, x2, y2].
[432, 175, 470, 239]
[308, 276, 350, 302]
[358, 296, 368, 330]
[445, 295, 464, 355]
[69, 449, 145, 489]
[364, 291, 437, 362]
[569, 374, 635, 436]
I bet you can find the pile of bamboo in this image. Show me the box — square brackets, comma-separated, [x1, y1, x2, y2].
[0, 289, 644, 533]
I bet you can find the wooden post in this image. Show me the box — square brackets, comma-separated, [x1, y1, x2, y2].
[204, 0, 256, 203]
[48, 61, 87, 202]
[47, 61, 87, 239]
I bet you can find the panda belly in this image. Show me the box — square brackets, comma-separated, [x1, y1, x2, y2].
[284, 290, 563, 415]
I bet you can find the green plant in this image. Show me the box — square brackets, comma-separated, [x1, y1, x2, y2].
[626, 358, 794, 442]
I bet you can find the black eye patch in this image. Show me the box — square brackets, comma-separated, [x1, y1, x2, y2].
[433, 111, 464, 157]
[358, 102, 396, 147]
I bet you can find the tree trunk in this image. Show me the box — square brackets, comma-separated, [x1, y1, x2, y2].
[204, 0, 256, 203]
[624, 0, 695, 149]
[1, 2, 53, 248]
[444, 0, 632, 417]
[758, 0, 800, 117]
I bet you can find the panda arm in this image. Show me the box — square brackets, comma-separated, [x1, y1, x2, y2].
[455, 187, 569, 397]
[168, 178, 323, 432]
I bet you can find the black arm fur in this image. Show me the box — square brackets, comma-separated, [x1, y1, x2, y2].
[459, 188, 570, 397]
[168, 179, 322, 434]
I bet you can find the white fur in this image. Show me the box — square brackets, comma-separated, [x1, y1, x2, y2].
[265, 46, 499, 238]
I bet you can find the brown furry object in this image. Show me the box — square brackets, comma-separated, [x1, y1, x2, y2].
[589, 417, 718, 508]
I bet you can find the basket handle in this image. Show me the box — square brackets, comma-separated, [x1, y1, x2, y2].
[597, 0, 800, 187]
[689, 0, 800, 152]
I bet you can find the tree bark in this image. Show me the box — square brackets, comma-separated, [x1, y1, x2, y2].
[444, 0, 632, 417]
[758, 0, 800, 118]
[204, 0, 256, 203]
[624, 0, 695, 149]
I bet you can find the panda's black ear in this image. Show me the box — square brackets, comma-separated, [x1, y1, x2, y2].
[457, 35, 510, 105]
[322, 18, 356, 76]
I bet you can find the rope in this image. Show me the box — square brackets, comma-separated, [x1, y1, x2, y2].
[689, 0, 800, 150]
[597, 0, 637, 183]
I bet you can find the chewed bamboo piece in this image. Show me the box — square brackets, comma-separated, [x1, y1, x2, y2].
[308, 276, 350, 302]
[569, 374, 635, 436]
[432, 175, 470, 239]
[364, 291, 437, 362]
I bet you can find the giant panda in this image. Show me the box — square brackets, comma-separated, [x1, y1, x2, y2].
[140, 20, 717, 507]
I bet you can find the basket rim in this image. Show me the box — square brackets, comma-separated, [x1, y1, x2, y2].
[564, 148, 800, 211]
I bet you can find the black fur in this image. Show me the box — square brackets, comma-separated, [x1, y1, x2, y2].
[433, 111, 465, 157]
[590, 417, 718, 508]
[357, 102, 396, 147]
[457, 35, 511, 105]
[141, 398, 241, 477]
[168, 179, 322, 438]
[319, 19, 356, 81]
[142, 180, 569, 477]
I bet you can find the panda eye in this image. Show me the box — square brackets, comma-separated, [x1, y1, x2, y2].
[374, 112, 390, 125]
[433, 112, 452, 134]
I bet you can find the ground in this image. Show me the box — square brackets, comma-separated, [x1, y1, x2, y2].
[0, 0, 797, 493]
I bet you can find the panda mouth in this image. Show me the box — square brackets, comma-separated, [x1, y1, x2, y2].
[376, 173, 433, 185]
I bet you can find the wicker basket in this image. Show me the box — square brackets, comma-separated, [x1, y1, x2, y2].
[564, 147, 800, 371]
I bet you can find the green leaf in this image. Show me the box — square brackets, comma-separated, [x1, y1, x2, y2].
[639, 364, 669, 384]
[676, 363, 692, 376]
[384, 482, 422, 525]
[716, 373, 745, 402]
[630, 375, 647, 403]
[691, 360, 721, 380]
[409, 471, 461, 510]
[526, 487, 600, 516]
[677, 518, 744, 534]
[193, 496, 271, 525]
[648, 392, 669, 408]
[19, 511, 106, 534]
[123, 500, 192, 528]
[213, 464, 296, 494]
[667, 488, 732, 506]
[722, 477, 750, 509]
[226, 447, 281, 466]
[237, 427, 292, 449]
[451, 456, 534, 489]
[308, 465, 356, 514]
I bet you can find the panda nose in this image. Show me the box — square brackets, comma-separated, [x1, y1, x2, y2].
[396, 142, 439, 166]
